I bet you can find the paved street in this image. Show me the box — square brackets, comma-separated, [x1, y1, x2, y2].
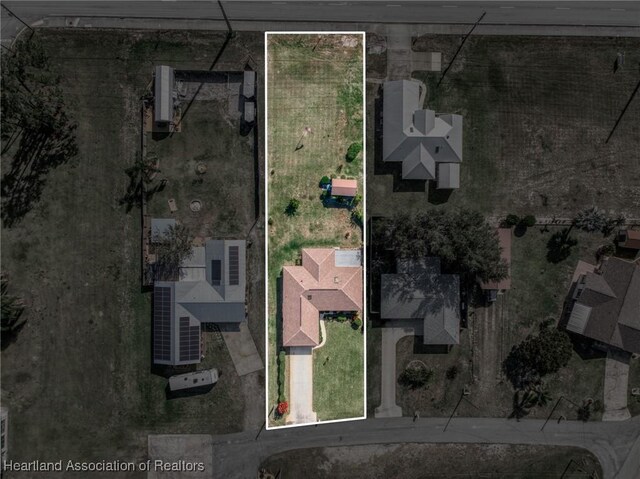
[202, 415, 640, 478]
[2, 1, 639, 45]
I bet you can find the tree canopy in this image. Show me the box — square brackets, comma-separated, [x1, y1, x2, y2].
[503, 322, 573, 388]
[390, 209, 508, 283]
[154, 224, 194, 281]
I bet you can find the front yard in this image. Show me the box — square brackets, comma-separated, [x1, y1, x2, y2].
[313, 320, 365, 421]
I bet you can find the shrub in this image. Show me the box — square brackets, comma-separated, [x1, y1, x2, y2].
[277, 350, 286, 402]
[345, 142, 363, 162]
[351, 209, 363, 227]
[336, 315, 348, 322]
[268, 217, 273, 226]
[399, 366, 433, 389]
[521, 215, 536, 227]
[446, 365, 459, 380]
[352, 194, 362, 208]
[285, 198, 300, 216]
[504, 214, 520, 227]
[319, 175, 330, 187]
[352, 317, 362, 330]
[277, 401, 288, 415]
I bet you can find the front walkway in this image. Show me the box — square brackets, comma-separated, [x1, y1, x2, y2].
[603, 348, 631, 421]
[287, 346, 317, 425]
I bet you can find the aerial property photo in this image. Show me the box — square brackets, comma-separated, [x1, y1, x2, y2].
[265, 32, 366, 427]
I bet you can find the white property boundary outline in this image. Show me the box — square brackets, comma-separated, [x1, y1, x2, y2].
[264, 31, 367, 431]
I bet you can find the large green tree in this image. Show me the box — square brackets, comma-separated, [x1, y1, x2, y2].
[503, 322, 573, 388]
[154, 224, 194, 281]
[390, 209, 508, 283]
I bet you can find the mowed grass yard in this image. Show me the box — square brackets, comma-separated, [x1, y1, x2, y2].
[267, 34, 364, 425]
[1, 29, 262, 471]
[313, 320, 365, 421]
[367, 35, 640, 218]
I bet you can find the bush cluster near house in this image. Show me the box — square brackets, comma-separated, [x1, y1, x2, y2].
[391, 209, 508, 283]
[277, 350, 287, 404]
[399, 366, 434, 390]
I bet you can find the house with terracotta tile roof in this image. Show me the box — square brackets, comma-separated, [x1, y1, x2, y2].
[282, 248, 363, 347]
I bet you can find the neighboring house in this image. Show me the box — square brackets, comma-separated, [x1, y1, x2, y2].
[381, 257, 461, 346]
[154, 65, 175, 126]
[566, 257, 640, 354]
[383, 79, 463, 189]
[282, 248, 363, 347]
[153, 239, 247, 366]
[330, 178, 358, 197]
[480, 228, 512, 302]
[618, 229, 640, 250]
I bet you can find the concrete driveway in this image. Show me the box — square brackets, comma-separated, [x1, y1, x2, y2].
[287, 346, 316, 425]
[603, 348, 631, 421]
[375, 319, 422, 418]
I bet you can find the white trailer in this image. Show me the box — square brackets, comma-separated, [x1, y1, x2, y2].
[168, 368, 218, 392]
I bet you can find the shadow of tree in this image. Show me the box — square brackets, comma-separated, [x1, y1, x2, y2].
[546, 229, 578, 263]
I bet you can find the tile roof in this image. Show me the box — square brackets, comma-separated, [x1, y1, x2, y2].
[331, 178, 358, 197]
[282, 248, 363, 347]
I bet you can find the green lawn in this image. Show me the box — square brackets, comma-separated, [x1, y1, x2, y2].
[628, 355, 640, 417]
[313, 320, 365, 421]
[266, 34, 364, 425]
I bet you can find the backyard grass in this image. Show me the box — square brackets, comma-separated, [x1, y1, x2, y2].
[261, 443, 602, 479]
[1, 29, 262, 468]
[266, 33, 364, 425]
[368, 35, 640, 218]
[313, 320, 365, 421]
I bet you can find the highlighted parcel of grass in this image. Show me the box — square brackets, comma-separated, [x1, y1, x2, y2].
[266, 33, 365, 427]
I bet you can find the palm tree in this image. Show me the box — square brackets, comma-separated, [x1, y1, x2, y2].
[572, 207, 608, 234]
[525, 382, 552, 408]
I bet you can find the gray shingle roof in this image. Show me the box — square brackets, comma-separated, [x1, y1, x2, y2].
[381, 257, 460, 345]
[568, 258, 640, 353]
[153, 239, 247, 366]
[383, 80, 462, 185]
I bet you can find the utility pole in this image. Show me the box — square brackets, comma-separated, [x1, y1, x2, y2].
[605, 78, 640, 144]
[437, 11, 486, 88]
[541, 395, 579, 431]
[218, 1, 234, 39]
[1, 3, 34, 34]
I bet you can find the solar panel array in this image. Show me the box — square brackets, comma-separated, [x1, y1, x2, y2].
[211, 260, 222, 286]
[229, 246, 240, 286]
[179, 317, 200, 362]
[153, 286, 172, 362]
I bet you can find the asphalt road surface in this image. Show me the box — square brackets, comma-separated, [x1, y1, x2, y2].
[3, 1, 640, 29]
[215, 416, 640, 479]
